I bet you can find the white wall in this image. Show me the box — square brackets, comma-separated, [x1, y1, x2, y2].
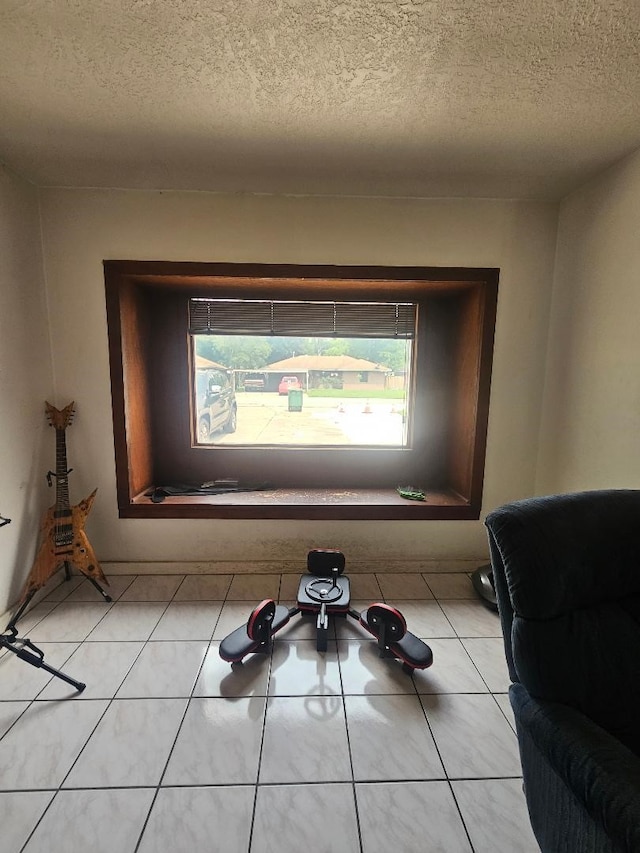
[37, 189, 558, 567]
[537, 147, 640, 494]
[0, 166, 54, 611]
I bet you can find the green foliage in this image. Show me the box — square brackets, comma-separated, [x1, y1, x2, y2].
[349, 339, 408, 373]
[195, 334, 410, 373]
[196, 335, 270, 369]
[323, 339, 350, 356]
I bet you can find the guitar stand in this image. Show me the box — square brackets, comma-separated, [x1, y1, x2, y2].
[219, 549, 433, 674]
[0, 624, 86, 692]
[0, 515, 85, 692]
[8, 557, 112, 634]
[60, 559, 113, 604]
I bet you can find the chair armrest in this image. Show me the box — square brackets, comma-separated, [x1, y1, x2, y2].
[511, 683, 640, 852]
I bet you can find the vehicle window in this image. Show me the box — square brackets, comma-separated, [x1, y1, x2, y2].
[209, 370, 228, 390]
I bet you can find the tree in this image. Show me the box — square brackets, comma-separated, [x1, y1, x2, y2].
[350, 338, 408, 373]
[196, 335, 271, 369]
[323, 339, 349, 356]
[195, 333, 409, 373]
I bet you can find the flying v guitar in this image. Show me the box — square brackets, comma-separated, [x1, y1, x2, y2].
[16, 401, 111, 611]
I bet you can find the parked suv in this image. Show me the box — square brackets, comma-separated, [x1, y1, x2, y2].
[196, 368, 237, 442]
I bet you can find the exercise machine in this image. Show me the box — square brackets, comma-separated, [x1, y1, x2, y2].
[219, 548, 433, 674]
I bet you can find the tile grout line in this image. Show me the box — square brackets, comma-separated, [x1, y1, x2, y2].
[16, 693, 120, 853]
[410, 623, 478, 853]
[0, 774, 526, 796]
[132, 573, 221, 853]
[247, 570, 284, 851]
[455, 636, 519, 733]
[16, 575, 182, 850]
[246, 598, 277, 853]
[337, 639, 365, 853]
[130, 571, 271, 852]
[19, 789, 57, 853]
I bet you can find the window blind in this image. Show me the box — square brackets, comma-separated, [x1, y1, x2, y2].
[189, 299, 416, 339]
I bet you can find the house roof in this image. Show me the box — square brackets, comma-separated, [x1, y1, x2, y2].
[265, 355, 389, 372]
[195, 355, 228, 370]
[1, 2, 639, 199]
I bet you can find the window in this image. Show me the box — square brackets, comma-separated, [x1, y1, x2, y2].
[189, 298, 415, 449]
[104, 261, 498, 520]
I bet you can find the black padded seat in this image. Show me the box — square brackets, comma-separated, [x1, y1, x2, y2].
[391, 631, 434, 670]
[360, 604, 433, 671]
[219, 602, 291, 663]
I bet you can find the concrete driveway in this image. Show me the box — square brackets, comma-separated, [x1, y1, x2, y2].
[212, 392, 405, 446]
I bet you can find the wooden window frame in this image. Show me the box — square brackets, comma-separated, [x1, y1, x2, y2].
[104, 261, 498, 520]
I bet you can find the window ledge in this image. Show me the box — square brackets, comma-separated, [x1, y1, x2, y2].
[124, 487, 477, 520]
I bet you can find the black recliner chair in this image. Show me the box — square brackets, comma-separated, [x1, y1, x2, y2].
[485, 490, 640, 853]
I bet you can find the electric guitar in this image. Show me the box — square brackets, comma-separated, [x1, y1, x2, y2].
[19, 402, 109, 603]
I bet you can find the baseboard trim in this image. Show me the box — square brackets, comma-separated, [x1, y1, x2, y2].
[99, 559, 485, 575]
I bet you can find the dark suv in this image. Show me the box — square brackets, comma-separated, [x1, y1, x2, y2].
[196, 368, 237, 442]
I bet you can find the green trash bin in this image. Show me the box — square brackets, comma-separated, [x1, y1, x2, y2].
[288, 388, 303, 412]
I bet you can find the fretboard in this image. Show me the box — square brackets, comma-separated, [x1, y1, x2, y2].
[55, 428, 70, 509]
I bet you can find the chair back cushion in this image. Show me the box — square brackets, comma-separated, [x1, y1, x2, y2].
[486, 490, 640, 755]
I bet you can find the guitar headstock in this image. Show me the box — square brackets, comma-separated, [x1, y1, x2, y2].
[45, 401, 76, 430]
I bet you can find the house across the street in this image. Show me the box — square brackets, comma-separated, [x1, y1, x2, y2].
[237, 355, 394, 392]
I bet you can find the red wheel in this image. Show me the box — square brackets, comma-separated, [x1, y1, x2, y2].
[366, 603, 407, 641]
[247, 599, 276, 641]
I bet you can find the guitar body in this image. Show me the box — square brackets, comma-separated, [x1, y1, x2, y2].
[19, 402, 109, 604]
[22, 489, 107, 600]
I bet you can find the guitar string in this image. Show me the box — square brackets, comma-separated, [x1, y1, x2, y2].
[52, 415, 72, 549]
[55, 426, 67, 545]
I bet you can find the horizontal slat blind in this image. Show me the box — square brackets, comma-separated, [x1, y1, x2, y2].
[189, 299, 416, 339]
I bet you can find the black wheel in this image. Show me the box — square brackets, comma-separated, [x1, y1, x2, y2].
[223, 406, 237, 433]
[198, 416, 210, 442]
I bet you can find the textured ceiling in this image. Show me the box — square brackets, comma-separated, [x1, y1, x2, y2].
[1, 0, 639, 198]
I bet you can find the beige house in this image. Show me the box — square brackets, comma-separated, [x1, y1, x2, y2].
[262, 355, 391, 391]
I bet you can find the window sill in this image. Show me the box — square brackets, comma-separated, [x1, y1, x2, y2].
[124, 487, 476, 520]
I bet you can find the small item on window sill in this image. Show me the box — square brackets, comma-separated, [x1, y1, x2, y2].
[146, 482, 273, 503]
[397, 486, 426, 502]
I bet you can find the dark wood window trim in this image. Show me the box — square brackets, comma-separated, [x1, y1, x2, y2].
[104, 261, 498, 520]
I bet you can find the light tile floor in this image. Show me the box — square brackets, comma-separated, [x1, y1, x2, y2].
[0, 572, 540, 853]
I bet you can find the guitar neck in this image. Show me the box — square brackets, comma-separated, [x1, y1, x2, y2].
[54, 428, 71, 511]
